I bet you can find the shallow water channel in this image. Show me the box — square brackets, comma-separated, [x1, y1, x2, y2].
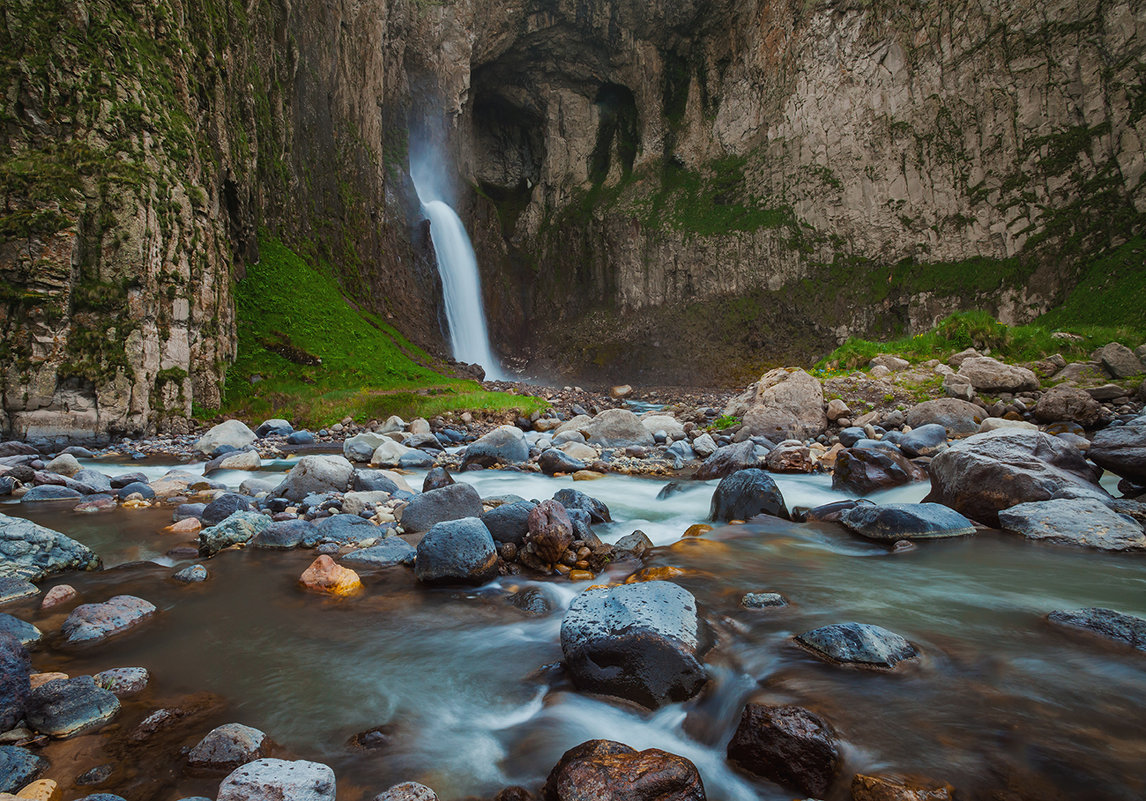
[4, 460, 1145, 800]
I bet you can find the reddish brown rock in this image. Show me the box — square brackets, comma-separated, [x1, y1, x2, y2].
[726, 704, 840, 797]
[40, 584, 77, 609]
[851, 773, 954, 801]
[526, 500, 574, 564]
[543, 739, 705, 801]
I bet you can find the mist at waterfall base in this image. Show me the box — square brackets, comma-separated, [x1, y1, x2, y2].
[410, 154, 506, 381]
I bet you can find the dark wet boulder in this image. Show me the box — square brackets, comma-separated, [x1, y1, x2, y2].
[0, 633, 30, 732]
[188, 722, 269, 770]
[313, 514, 377, 545]
[800, 499, 869, 523]
[1047, 608, 1146, 651]
[422, 467, 455, 492]
[414, 518, 498, 585]
[481, 500, 537, 546]
[539, 449, 587, 475]
[251, 519, 313, 550]
[21, 484, 82, 502]
[840, 503, 976, 541]
[399, 483, 483, 534]
[199, 511, 272, 557]
[543, 739, 705, 801]
[832, 448, 927, 495]
[1089, 416, 1146, 484]
[61, 595, 156, 646]
[115, 481, 155, 500]
[25, 675, 120, 738]
[0, 613, 41, 647]
[553, 488, 611, 524]
[795, 622, 917, 669]
[905, 399, 983, 437]
[217, 758, 336, 801]
[695, 441, 761, 480]
[709, 469, 788, 522]
[202, 493, 254, 525]
[110, 472, 149, 489]
[0, 745, 46, 792]
[72, 469, 112, 494]
[560, 581, 709, 708]
[924, 429, 1111, 526]
[509, 587, 552, 616]
[998, 498, 1145, 551]
[462, 426, 530, 468]
[353, 470, 401, 494]
[726, 704, 840, 797]
[613, 530, 654, 558]
[0, 513, 101, 581]
[340, 538, 417, 568]
[0, 576, 38, 604]
[525, 500, 574, 564]
[898, 424, 948, 458]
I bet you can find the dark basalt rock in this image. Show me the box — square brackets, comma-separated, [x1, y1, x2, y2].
[422, 467, 455, 492]
[898, 423, 948, 457]
[400, 483, 483, 533]
[481, 501, 537, 546]
[553, 488, 611, 523]
[695, 441, 761, 481]
[201, 493, 254, 525]
[543, 739, 706, 801]
[25, 675, 120, 738]
[795, 622, 918, 669]
[709, 469, 788, 522]
[414, 518, 498, 585]
[726, 704, 840, 797]
[341, 538, 417, 568]
[1047, 607, 1146, 651]
[839, 503, 976, 541]
[0, 745, 47, 792]
[0, 633, 31, 732]
[832, 448, 927, 495]
[251, 519, 314, 550]
[353, 470, 401, 494]
[539, 449, 587, 475]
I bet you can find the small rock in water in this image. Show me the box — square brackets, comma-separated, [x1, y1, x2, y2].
[1047, 607, 1146, 651]
[422, 467, 455, 492]
[852, 773, 955, 801]
[544, 739, 704, 801]
[25, 675, 120, 738]
[217, 758, 336, 801]
[61, 595, 157, 646]
[371, 782, 438, 801]
[188, 722, 269, 770]
[726, 703, 840, 797]
[341, 539, 417, 569]
[552, 488, 611, 523]
[526, 500, 574, 564]
[839, 503, 976, 542]
[298, 556, 362, 596]
[174, 564, 210, 583]
[710, 469, 788, 522]
[93, 667, 149, 696]
[741, 592, 788, 609]
[0, 745, 47, 792]
[795, 622, 918, 669]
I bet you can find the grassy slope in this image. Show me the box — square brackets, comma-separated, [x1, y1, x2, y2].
[817, 238, 1146, 373]
[215, 237, 545, 426]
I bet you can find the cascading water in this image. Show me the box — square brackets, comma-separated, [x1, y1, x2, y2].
[411, 165, 505, 380]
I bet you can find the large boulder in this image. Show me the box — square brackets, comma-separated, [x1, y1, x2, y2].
[1088, 416, 1146, 483]
[831, 448, 926, 495]
[0, 745, 46, 792]
[840, 503, 976, 541]
[188, 723, 269, 770]
[199, 512, 272, 557]
[370, 440, 413, 468]
[25, 676, 120, 738]
[725, 368, 827, 439]
[795, 622, 917, 669]
[462, 426, 530, 468]
[905, 399, 984, 437]
[61, 595, 157, 646]
[251, 519, 313, 550]
[273, 456, 354, 502]
[0, 613, 40, 646]
[553, 488, 611, 523]
[710, 469, 788, 522]
[695, 441, 762, 480]
[898, 424, 948, 458]
[543, 740, 705, 801]
[956, 357, 1038, 392]
[0, 513, 101, 581]
[217, 759, 336, 801]
[997, 498, 1146, 551]
[1033, 385, 1104, 427]
[726, 704, 840, 797]
[539, 449, 586, 475]
[525, 500, 574, 563]
[640, 414, 686, 441]
[399, 483, 483, 534]
[582, 409, 655, 448]
[195, 420, 257, 455]
[1047, 607, 1146, 651]
[1097, 342, 1145, 378]
[255, 418, 293, 438]
[413, 518, 498, 585]
[340, 539, 417, 568]
[560, 582, 709, 708]
[924, 429, 1111, 526]
[0, 633, 30, 732]
[480, 501, 536, 546]
[343, 432, 389, 463]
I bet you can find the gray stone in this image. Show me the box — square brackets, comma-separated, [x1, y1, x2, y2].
[998, 498, 1146, 551]
[314, 514, 377, 545]
[400, 483, 483, 533]
[371, 782, 438, 801]
[840, 503, 976, 541]
[538, 448, 586, 475]
[21, 484, 82, 502]
[93, 667, 149, 696]
[1047, 607, 1146, 651]
[61, 595, 156, 645]
[188, 722, 268, 770]
[273, 456, 354, 502]
[581, 409, 656, 448]
[956, 357, 1039, 392]
[256, 418, 293, 438]
[414, 518, 498, 585]
[695, 440, 762, 480]
[613, 530, 654, 557]
[691, 433, 717, 457]
[0, 513, 101, 581]
[741, 592, 788, 609]
[202, 493, 254, 525]
[0, 745, 45, 792]
[173, 564, 209, 582]
[905, 398, 983, 437]
[1098, 342, 1145, 378]
[45, 452, 82, 476]
[0, 613, 41, 647]
[195, 420, 257, 455]
[340, 539, 416, 568]
[710, 468, 788, 522]
[832, 447, 927, 494]
[1033, 385, 1104, 427]
[0, 576, 39, 604]
[480, 500, 536, 546]
[553, 488, 611, 523]
[898, 423, 948, 457]
[25, 675, 120, 738]
[251, 519, 314, 550]
[1089, 416, 1146, 483]
[353, 470, 401, 494]
[344, 432, 389, 463]
[199, 511, 272, 557]
[462, 426, 530, 468]
[397, 450, 434, 469]
[217, 758, 336, 801]
[795, 622, 918, 669]
[725, 368, 827, 439]
[0, 633, 30, 732]
[560, 581, 709, 708]
[287, 431, 315, 445]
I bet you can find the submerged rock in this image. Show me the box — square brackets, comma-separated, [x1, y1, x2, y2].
[173, 564, 209, 583]
[726, 704, 840, 797]
[61, 595, 157, 646]
[0, 745, 46, 792]
[199, 511, 272, 557]
[998, 498, 1145, 551]
[709, 469, 787, 522]
[560, 581, 709, 708]
[840, 503, 976, 541]
[0, 633, 31, 732]
[25, 676, 120, 738]
[1047, 607, 1146, 651]
[399, 483, 483, 533]
[543, 739, 705, 801]
[217, 758, 336, 801]
[341, 539, 417, 568]
[831, 448, 926, 495]
[795, 622, 918, 669]
[414, 518, 498, 585]
[851, 774, 955, 801]
[189, 722, 268, 770]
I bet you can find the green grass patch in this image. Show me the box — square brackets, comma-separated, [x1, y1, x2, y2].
[217, 236, 545, 426]
[1037, 237, 1146, 331]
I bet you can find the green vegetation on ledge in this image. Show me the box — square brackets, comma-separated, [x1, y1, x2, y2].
[216, 237, 545, 426]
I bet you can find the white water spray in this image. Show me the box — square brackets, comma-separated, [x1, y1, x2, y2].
[411, 164, 504, 380]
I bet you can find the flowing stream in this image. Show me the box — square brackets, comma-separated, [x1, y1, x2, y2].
[410, 170, 503, 379]
[3, 461, 1145, 801]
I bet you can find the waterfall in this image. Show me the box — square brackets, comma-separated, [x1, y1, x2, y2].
[411, 169, 505, 381]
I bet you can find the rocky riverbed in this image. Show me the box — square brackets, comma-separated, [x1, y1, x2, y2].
[0, 349, 1145, 801]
